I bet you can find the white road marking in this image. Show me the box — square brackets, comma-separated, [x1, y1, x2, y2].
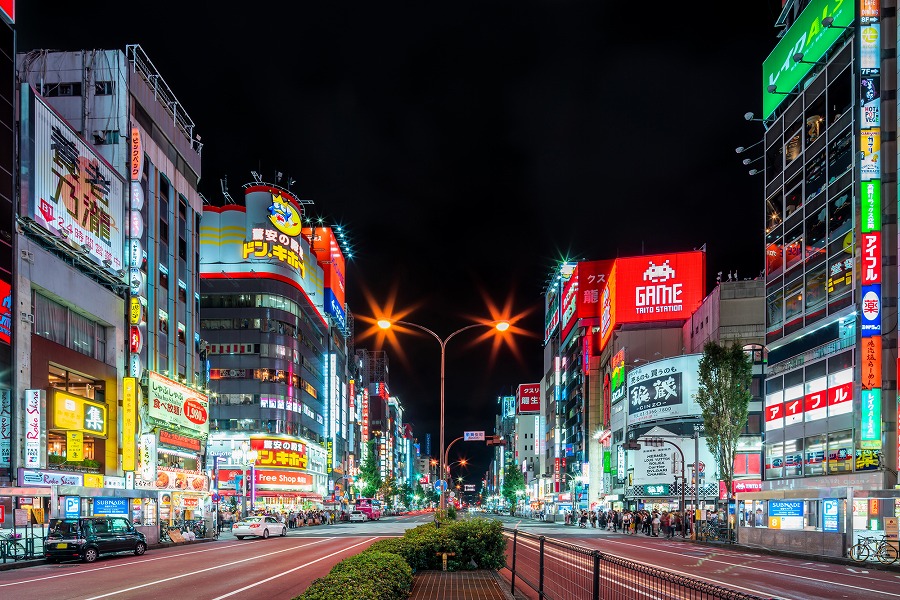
[211, 537, 378, 599]
[0, 541, 254, 587]
[80, 539, 334, 599]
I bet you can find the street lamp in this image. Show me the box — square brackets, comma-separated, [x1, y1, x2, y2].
[231, 442, 258, 519]
[377, 318, 510, 512]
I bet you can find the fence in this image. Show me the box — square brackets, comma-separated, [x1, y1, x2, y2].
[503, 528, 771, 600]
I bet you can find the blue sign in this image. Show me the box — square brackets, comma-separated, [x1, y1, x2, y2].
[768, 500, 803, 517]
[861, 284, 882, 337]
[325, 289, 346, 331]
[64, 496, 80, 519]
[433, 480, 447, 493]
[93, 497, 129, 516]
[823, 499, 839, 532]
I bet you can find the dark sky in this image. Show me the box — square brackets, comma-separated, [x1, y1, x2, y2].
[18, 1, 787, 482]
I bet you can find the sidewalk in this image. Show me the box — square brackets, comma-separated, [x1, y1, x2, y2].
[410, 570, 526, 600]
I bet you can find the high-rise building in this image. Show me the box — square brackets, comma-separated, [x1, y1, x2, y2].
[13, 45, 207, 533]
[744, 0, 895, 558]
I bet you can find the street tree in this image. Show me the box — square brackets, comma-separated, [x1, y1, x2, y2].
[358, 440, 383, 498]
[695, 341, 753, 510]
[501, 466, 526, 510]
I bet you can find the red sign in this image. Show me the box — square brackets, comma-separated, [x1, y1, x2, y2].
[803, 390, 826, 413]
[0, 278, 10, 345]
[159, 430, 201, 452]
[0, 505, 4, 523]
[765, 403, 784, 422]
[255, 469, 312, 487]
[862, 232, 881, 284]
[129, 326, 142, 354]
[599, 252, 705, 351]
[732, 480, 763, 494]
[560, 260, 615, 341]
[828, 382, 853, 407]
[183, 400, 208, 425]
[517, 383, 540, 414]
[301, 226, 346, 312]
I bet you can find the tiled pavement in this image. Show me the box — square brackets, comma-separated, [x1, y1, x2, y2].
[410, 570, 525, 600]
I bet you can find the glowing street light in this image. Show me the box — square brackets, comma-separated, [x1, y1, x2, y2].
[376, 318, 510, 512]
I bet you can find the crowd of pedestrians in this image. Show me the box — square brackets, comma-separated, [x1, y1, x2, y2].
[517, 506, 695, 538]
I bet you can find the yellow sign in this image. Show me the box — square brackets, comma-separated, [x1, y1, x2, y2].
[768, 516, 782, 529]
[267, 194, 303, 236]
[83, 473, 104, 488]
[122, 378, 137, 471]
[67, 431, 84, 461]
[51, 391, 108, 437]
[129, 297, 142, 325]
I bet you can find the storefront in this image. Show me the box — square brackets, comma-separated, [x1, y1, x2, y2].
[135, 371, 210, 530]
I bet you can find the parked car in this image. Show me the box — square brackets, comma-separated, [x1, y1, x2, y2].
[45, 517, 147, 563]
[348, 510, 368, 522]
[232, 515, 287, 539]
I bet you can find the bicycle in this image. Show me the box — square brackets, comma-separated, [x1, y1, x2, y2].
[0, 530, 26, 561]
[849, 535, 898, 564]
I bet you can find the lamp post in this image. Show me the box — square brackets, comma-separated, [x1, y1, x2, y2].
[377, 319, 510, 512]
[231, 442, 258, 519]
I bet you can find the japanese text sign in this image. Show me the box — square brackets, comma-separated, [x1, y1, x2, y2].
[250, 437, 308, 469]
[517, 383, 541, 414]
[51, 390, 107, 437]
[147, 371, 209, 436]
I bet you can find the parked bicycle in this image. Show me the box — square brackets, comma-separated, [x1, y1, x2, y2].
[849, 535, 899, 564]
[0, 530, 26, 561]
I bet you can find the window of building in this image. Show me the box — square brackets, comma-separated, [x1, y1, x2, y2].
[158, 310, 169, 335]
[177, 322, 186, 344]
[804, 434, 826, 476]
[178, 280, 187, 304]
[765, 440, 783, 479]
[94, 81, 115, 95]
[33, 292, 107, 361]
[44, 82, 82, 97]
[827, 430, 853, 474]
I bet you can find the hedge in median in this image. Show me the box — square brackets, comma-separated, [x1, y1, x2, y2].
[294, 551, 412, 600]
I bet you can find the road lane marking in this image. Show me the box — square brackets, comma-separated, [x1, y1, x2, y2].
[537, 535, 900, 599]
[79, 538, 335, 599]
[211, 537, 378, 599]
[0, 541, 258, 587]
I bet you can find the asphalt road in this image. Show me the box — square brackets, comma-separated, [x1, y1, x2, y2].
[2, 513, 898, 600]
[495, 514, 900, 600]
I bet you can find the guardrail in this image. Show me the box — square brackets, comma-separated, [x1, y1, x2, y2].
[503, 528, 770, 600]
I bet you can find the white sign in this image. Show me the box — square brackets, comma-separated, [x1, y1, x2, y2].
[20, 468, 83, 487]
[139, 433, 157, 481]
[464, 431, 485, 441]
[632, 426, 716, 487]
[29, 91, 125, 271]
[0, 389, 10, 467]
[24, 389, 43, 468]
[147, 371, 209, 436]
[627, 355, 702, 425]
[104, 476, 126, 490]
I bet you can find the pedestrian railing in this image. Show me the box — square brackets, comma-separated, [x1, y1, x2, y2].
[503, 528, 770, 600]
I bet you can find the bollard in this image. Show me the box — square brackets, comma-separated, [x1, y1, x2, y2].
[436, 551, 456, 571]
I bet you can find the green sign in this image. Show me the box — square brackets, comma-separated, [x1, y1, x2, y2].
[642, 484, 670, 497]
[604, 451, 612, 474]
[862, 180, 881, 233]
[861, 389, 882, 444]
[762, 0, 854, 119]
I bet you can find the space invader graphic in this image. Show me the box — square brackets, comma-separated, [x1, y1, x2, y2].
[643, 260, 676, 283]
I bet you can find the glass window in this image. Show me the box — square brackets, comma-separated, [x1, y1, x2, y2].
[828, 129, 852, 178]
[766, 194, 783, 232]
[784, 277, 803, 324]
[805, 204, 827, 261]
[784, 235, 803, 272]
[159, 310, 169, 335]
[784, 129, 802, 165]
[765, 440, 783, 479]
[828, 189, 852, 239]
[827, 430, 853, 474]
[827, 255, 853, 300]
[805, 263, 826, 313]
[783, 439, 803, 478]
[804, 434, 827, 476]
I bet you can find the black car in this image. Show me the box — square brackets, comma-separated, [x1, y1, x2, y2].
[45, 517, 147, 563]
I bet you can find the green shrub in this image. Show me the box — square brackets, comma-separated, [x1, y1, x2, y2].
[448, 518, 506, 569]
[294, 551, 412, 600]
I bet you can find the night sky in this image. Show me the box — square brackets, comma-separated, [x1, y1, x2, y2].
[18, 1, 787, 482]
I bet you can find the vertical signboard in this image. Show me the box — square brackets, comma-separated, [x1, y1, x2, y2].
[0, 389, 9, 467]
[859, 0, 883, 455]
[122, 377, 137, 471]
[24, 389, 43, 468]
[517, 383, 541, 414]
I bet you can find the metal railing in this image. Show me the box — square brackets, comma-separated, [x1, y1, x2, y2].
[504, 528, 770, 600]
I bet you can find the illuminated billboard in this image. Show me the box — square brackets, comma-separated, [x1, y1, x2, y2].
[762, 0, 854, 119]
[600, 251, 705, 350]
[20, 86, 125, 272]
[517, 383, 541, 414]
[560, 260, 615, 341]
[626, 354, 703, 425]
[301, 226, 347, 330]
[200, 187, 324, 322]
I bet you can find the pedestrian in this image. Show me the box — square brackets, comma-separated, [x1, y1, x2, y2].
[590, 511, 597, 528]
[661, 512, 670, 538]
[651, 512, 660, 536]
